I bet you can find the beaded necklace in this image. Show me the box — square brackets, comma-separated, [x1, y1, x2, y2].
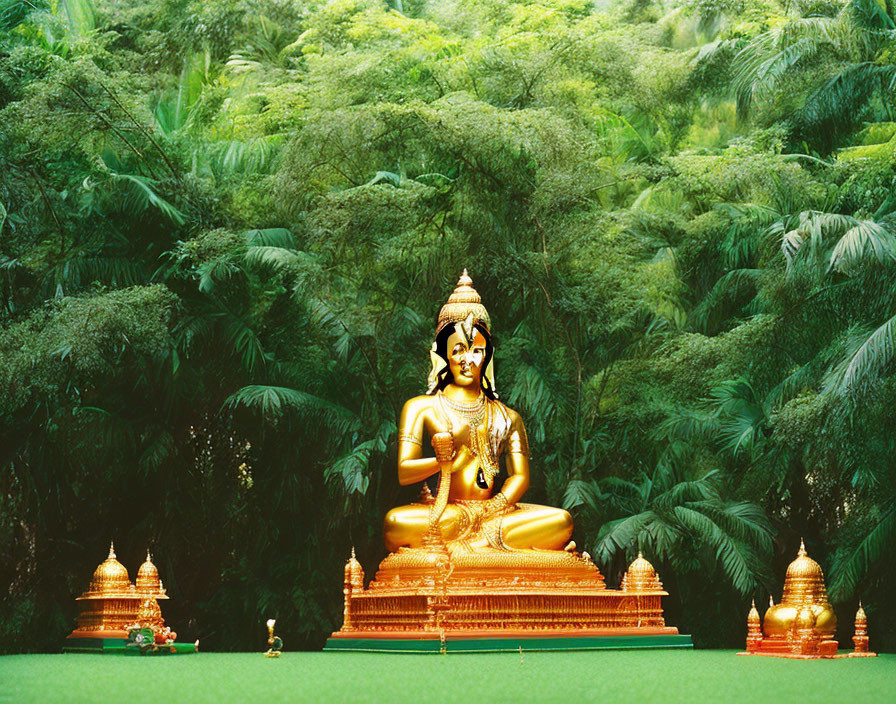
[437, 391, 500, 488]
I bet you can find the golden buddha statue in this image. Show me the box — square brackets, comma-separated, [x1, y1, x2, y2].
[383, 269, 573, 554]
[327, 271, 691, 651]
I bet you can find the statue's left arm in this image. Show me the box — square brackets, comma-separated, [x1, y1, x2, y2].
[495, 411, 530, 506]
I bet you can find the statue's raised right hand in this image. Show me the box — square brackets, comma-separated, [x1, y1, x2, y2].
[431, 432, 455, 464]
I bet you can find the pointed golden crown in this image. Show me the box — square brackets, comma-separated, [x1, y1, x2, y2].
[436, 269, 491, 335]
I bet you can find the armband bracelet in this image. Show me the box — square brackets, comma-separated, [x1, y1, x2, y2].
[398, 434, 422, 446]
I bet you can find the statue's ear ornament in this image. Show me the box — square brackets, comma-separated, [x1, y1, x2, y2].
[427, 342, 447, 394]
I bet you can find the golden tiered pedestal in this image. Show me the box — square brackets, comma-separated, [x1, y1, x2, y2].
[326, 548, 691, 652]
[64, 544, 197, 654]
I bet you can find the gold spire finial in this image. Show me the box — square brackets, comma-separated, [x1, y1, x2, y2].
[146, 550, 152, 562]
[769, 594, 774, 608]
[798, 538, 806, 556]
[108, 542, 115, 559]
[747, 599, 760, 624]
[351, 546, 356, 559]
[638, 550, 643, 559]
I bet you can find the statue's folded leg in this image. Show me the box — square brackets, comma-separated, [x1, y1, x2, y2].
[499, 503, 573, 551]
[383, 503, 462, 552]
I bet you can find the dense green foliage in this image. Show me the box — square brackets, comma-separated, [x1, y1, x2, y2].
[2, 0, 895, 652]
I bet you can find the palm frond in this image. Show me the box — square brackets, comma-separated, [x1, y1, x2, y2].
[0, 0, 45, 31]
[823, 314, 896, 396]
[562, 478, 602, 511]
[849, 0, 896, 32]
[244, 228, 295, 248]
[697, 500, 775, 554]
[111, 173, 186, 225]
[654, 470, 720, 510]
[689, 269, 764, 334]
[673, 505, 763, 594]
[245, 246, 302, 271]
[828, 220, 896, 273]
[796, 63, 896, 147]
[732, 15, 858, 118]
[61, 0, 95, 37]
[220, 315, 266, 374]
[592, 510, 657, 565]
[197, 259, 241, 294]
[223, 385, 361, 435]
[197, 135, 287, 177]
[828, 503, 896, 601]
[153, 53, 211, 136]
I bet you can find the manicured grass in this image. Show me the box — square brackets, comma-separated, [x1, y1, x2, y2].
[1, 650, 893, 703]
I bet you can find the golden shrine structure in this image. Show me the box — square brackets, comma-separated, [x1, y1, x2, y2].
[739, 540, 876, 659]
[64, 543, 195, 654]
[326, 271, 691, 652]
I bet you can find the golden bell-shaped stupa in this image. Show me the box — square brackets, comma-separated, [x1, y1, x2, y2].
[781, 540, 829, 603]
[344, 547, 364, 590]
[622, 552, 666, 593]
[739, 539, 848, 659]
[764, 540, 836, 639]
[848, 601, 876, 657]
[745, 599, 762, 652]
[88, 543, 132, 595]
[136, 552, 158, 589]
[135, 552, 169, 600]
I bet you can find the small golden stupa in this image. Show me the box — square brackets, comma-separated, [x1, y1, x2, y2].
[327, 271, 690, 651]
[739, 540, 876, 659]
[848, 602, 877, 657]
[66, 544, 169, 642]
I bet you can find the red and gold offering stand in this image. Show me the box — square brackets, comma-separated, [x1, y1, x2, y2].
[326, 271, 691, 653]
[738, 540, 876, 659]
[64, 543, 197, 654]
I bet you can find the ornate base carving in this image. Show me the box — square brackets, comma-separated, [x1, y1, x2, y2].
[333, 547, 681, 642]
[736, 635, 876, 659]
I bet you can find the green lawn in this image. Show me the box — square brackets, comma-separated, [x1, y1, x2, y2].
[1, 651, 893, 704]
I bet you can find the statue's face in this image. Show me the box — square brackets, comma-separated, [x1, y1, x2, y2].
[446, 327, 487, 388]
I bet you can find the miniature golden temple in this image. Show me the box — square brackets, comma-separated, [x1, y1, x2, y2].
[65, 543, 174, 651]
[739, 540, 876, 659]
[326, 271, 690, 652]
